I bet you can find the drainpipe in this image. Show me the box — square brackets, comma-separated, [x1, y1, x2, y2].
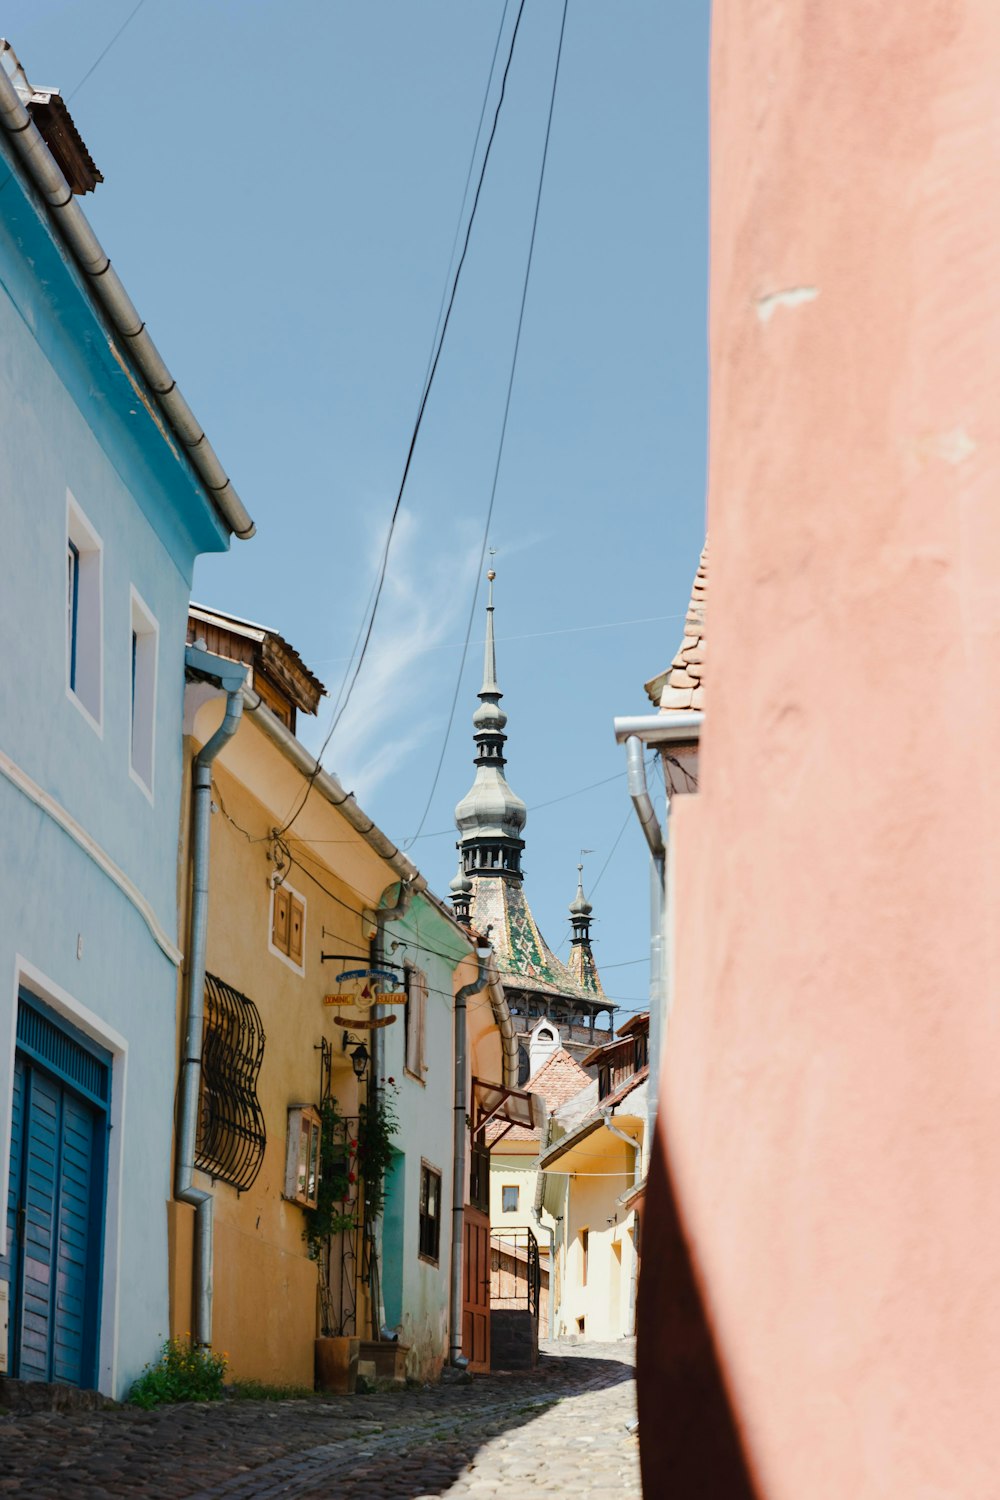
[531, 1112, 556, 1340]
[449, 941, 493, 1366]
[366, 879, 417, 1102]
[615, 715, 703, 1131]
[176, 649, 248, 1347]
[361, 879, 417, 1340]
[624, 737, 666, 1129]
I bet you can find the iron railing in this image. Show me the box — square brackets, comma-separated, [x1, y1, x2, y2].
[196, 972, 267, 1192]
[490, 1226, 540, 1321]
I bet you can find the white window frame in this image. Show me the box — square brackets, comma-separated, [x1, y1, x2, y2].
[267, 878, 307, 975]
[66, 491, 103, 736]
[128, 586, 158, 802]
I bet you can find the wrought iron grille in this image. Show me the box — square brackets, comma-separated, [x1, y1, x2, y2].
[490, 1226, 540, 1321]
[196, 972, 267, 1192]
[317, 1109, 362, 1338]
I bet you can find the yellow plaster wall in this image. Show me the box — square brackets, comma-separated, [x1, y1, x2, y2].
[554, 1135, 638, 1343]
[171, 703, 397, 1385]
[490, 1145, 540, 1235]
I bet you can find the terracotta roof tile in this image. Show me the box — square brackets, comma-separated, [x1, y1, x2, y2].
[645, 543, 707, 710]
[486, 1048, 590, 1144]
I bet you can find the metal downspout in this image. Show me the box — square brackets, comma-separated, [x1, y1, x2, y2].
[531, 1112, 556, 1340]
[363, 880, 417, 1339]
[625, 737, 666, 1126]
[176, 666, 246, 1347]
[450, 943, 492, 1366]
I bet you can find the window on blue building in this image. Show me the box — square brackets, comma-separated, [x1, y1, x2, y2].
[66, 493, 102, 729]
[129, 587, 158, 797]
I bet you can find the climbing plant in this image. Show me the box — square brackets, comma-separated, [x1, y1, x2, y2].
[356, 1078, 400, 1222]
[303, 1098, 357, 1259]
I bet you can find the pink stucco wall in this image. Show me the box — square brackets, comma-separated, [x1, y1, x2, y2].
[656, 3, 1000, 1495]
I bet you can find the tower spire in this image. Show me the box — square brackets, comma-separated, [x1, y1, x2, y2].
[568, 858, 605, 997]
[454, 566, 527, 880]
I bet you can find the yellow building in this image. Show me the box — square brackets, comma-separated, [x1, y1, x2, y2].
[538, 1017, 649, 1342]
[488, 1045, 591, 1335]
[170, 608, 487, 1386]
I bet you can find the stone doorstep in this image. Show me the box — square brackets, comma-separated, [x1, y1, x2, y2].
[357, 1341, 409, 1385]
[0, 1376, 113, 1413]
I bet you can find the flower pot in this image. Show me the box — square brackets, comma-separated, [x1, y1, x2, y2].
[314, 1335, 360, 1394]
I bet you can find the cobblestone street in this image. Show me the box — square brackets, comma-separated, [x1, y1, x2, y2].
[0, 1342, 639, 1499]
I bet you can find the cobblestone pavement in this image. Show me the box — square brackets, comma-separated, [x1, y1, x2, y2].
[0, 1340, 639, 1499]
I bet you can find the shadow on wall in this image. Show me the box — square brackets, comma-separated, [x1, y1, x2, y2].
[637, 1123, 760, 1498]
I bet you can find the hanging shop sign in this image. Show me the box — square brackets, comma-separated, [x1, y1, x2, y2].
[323, 985, 407, 1008]
[323, 966, 408, 1010]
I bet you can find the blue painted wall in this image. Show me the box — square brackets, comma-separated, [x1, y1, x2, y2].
[0, 135, 234, 1395]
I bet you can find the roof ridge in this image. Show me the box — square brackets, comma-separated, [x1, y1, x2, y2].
[644, 541, 707, 710]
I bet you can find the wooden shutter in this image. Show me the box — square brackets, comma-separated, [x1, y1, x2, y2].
[272, 886, 290, 954]
[288, 895, 305, 966]
[406, 968, 426, 1077]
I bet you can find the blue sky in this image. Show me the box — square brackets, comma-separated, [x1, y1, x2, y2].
[10, 0, 710, 1012]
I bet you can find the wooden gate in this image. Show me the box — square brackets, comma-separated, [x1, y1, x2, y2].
[462, 1205, 490, 1372]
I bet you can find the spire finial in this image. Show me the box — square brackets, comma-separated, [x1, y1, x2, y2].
[481, 558, 499, 696]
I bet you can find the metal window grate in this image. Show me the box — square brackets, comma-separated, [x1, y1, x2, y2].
[196, 973, 266, 1192]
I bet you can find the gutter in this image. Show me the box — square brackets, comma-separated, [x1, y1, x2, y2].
[537, 1113, 603, 1171]
[176, 648, 248, 1348]
[486, 961, 518, 1091]
[241, 688, 424, 888]
[0, 58, 255, 541]
[449, 941, 493, 1366]
[613, 712, 703, 746]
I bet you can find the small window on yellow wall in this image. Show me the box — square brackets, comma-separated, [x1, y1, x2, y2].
[284, 1106, 321, 1209]
[288, 896, 304, 966]
[270, 882, 306, 972]
[273, 886, 290, 950]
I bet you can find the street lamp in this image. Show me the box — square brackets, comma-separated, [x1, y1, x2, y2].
[347, 1040, 369, 1081]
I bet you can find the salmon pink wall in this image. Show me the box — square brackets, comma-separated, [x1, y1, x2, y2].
[654, 3, 1000, 1495]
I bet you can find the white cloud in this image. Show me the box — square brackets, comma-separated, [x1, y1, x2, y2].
[325, 508, 482, 802]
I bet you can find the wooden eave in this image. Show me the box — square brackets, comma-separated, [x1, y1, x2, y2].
[27, 91, 103, 195]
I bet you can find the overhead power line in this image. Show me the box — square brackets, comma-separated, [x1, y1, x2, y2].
[276, 0, 530, 839]
[404, 0, 571, 848]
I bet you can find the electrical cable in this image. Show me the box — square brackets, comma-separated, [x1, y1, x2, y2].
[319, 2, 511, 742]
[67, 0, 150, 101]
[404, 0, 572, 848]
[275, 0, 530, 840]
[290, 768, 628, 847]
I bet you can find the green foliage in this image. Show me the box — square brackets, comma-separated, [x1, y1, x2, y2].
[304, 1098, 358, 1258]
[129, 1336, 228, 1409]
[357, 1080, 400, 1221]
[228, 1380, 314, 1402]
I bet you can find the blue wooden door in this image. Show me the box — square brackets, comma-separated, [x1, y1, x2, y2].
[4, 997, 109, 1387]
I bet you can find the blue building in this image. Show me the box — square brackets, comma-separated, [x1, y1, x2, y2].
[0, 43, 253, 1395]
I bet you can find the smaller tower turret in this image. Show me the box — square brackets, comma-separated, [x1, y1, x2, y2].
[567, 862, 605, 998]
